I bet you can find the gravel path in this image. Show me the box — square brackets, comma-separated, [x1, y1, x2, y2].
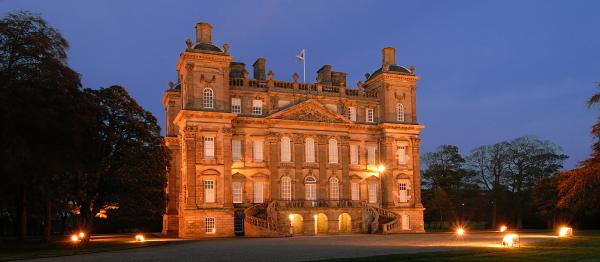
[27, 232, 554, 262]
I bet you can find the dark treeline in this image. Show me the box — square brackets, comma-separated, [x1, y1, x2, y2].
[422, 132, 600, 230]
[0, 11, 170, 240]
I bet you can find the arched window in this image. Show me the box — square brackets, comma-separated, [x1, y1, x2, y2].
[329, 177, 339, 200]
[396, 103, 404, 122]
[328, 138, 338, 164]
[281, 137, 291, 162]
[281, 176, 292, 200]
[305, 138, 315, 163]
[304, 176, 317, 201]
[203, 88, 214, 108]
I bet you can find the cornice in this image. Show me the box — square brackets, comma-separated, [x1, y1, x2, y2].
[176, 51, 233, 71]
[173, 110, 237, 128]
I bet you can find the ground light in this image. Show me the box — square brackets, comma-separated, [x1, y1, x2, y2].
[456, 228, 465, 238]
[70, 234, 80, 242]
[499, 225, 507, 232]
[135, 234, 145, 242]
[78, 232, 85, 239]
[502, 234, 520, 247]
[559, 226, 573, 237]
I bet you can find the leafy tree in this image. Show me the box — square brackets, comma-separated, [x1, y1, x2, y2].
[0, 11, 83, 240]
[71, 86, 169, 235]
[422, 145, 470, 192]
[558, 84, 600, 224]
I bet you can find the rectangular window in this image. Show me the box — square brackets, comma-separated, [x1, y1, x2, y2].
[205, 217, 216, 234]
[204, 180, 215, 203]
[281, 178, 291, 200]
[253, 182, 264, 203]
[253, 140, 263, 162]
[231, 97, 241, 114]
[350, 144, 359, 165]
[232, 181, 242, 203]
[281, 137, 291, 162]
[328, 139, 338, 164]
[305, 183, 317, 201]
[367, 145, 376, 166]
[252, 99, 262, 115]
[232, 139, 242, 161]
[347, 107, 356, 121]
[368, 183, 377, 203]
[398, 146, 407, 165]
[204, 137, 215, 160]
[351, 182, 360, 201]
[399, 183, 408, 203]
[330, 180, 339, 200]
[366, 108, 374, 123]
[305, 138, 315, 163]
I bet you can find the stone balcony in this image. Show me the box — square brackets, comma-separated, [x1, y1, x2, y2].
[229, 78, 378, 100]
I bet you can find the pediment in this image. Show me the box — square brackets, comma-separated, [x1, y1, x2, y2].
[267, 99, 352, 124]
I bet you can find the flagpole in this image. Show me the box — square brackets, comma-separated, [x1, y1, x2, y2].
[303, 49, 306, 83]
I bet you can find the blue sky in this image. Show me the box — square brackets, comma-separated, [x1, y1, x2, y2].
[2, 0, 598, 169]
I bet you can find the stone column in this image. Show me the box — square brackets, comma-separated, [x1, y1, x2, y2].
[184, 127, 197, 208]
[411, 136, 422, 207]
[382, 136, 395, 208]
[185, 64, 194, 109]
[222, 128, 233, 207]
[268, 133, 280, 201]
[340, 136, 350, 200]
[293, 134, 304, 200]
[317, 135, 328, 200]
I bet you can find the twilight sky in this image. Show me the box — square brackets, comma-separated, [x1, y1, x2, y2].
[2, 0, 598, 169]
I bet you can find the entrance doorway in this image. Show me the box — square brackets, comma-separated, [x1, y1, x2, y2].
[338, 213, 352, 233]
[289, 214, 304, 235]
[315, 213, 328, 234]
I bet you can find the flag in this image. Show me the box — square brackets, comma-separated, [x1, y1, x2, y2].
[296, 49, 305, 61]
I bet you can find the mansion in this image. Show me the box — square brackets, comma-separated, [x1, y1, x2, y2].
[162, 22, 425, 238]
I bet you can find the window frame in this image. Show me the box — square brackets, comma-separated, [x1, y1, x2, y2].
[253, 140, 263, 163]
[252, 99, 263, 115]
[366, 108, 374, 123]
[203, 88, 214, 109]
[232, 181, 243, 203]
[305, 138, 315, 163]
[328, 138, 338, 164]
[368, 183, 377, 204]
[281, 136, 292, 163]
[204, 136, 215, 160]
[396, 103, 405, 122]
[232, 139, 242, 161]
[204, 180, 215, 203]
[205, 217, 216, 234]
[329, 177, 340, 200]
[231, 97, 241, 114]
[351, 182, 360, 201]
[280, 176, 292, 200]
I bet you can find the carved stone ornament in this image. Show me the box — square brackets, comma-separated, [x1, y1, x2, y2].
[185, 38, 192, 49]
[395, 91, 406, 100]
[223, 43, 230, 54]
[281, 107, 343, 123]
[185, 63, 194, 71]
[293, 72, 299, 82]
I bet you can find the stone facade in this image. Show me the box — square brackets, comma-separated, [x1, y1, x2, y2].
[162, 22, 425, 238]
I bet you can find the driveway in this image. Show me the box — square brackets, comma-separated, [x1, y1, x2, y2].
[28, 232, 554, 262]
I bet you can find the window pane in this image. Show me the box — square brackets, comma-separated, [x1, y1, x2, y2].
[367, 146, 376, 166]
[254, 182, 264, 203]
[305, 184, 316, 201]
[368, 183, 377, 203]
[398, 146, 407, 165]
[231, 98, 241, 114]
[232, 181, 242, 203]
[281, 177, 291, 200]
[232, 140, 242, 161]
[351, 182, 360, 201]
[350, 144, 359, 165]
[399, 183, 408, 202]
[330, 178, 339, 200]
[281, 137, 291, 162]
[204, 137, 215, 160]
[328, 139, 338, 164]
[305, 138, 315, 163]
[203, 89, 214, 109]
[253, 140, 263, 162]
[204, 180, 215, 203]
[205, 217, 216, 233]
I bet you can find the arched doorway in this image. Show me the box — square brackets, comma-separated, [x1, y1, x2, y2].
[289, 214, 304, 235]
[315, 213, 328, 234]
[338, 213, 352, 233]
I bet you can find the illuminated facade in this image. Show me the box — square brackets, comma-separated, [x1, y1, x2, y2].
[162, 22, 425, 238]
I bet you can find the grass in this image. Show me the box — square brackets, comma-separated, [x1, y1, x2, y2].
[0, 234, 173, 261]
[322, 231, 600, 262]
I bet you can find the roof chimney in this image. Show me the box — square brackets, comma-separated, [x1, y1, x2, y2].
[382, 47, 396, 66]
[253, 58, 266, 80]
[195, 22, 212, 44]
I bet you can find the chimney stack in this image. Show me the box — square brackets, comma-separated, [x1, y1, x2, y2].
[382, 47, 396, 66]
[195, 22, 212, 44]
[253, 58, 266, 80]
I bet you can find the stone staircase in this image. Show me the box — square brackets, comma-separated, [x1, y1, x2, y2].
[364, 204, 402, 234]
[244, 201, 291, 237]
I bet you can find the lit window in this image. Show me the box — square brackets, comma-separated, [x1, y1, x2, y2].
[231, 97, 241, 114]
[281, 137, 291, 162]
[253, 140, 263, 162]
[351, 182, 360, 201]
[203, 89, 214, 109]
[398, 146, 407, 165]
[204, 137, 215, 160]
[366, 108, 374, 123]
[350, 144, 359, 165]
[367, 145, 376, 166]
[347, 107, 356, 121]
[330, 177, 339, 200]
[368, 183, 377, 203]
[328, 139, 338, 164]
[305, 138, 315, 163]
[281, 176, 291, 200]
[204, 180, 215, 203]
[399, 182, 408, 203]
[205, 217, 216, 233]
[396, 103, 405, 122]
[232, 181, 242, 203]
[252, 99, 263, 115]
[253, 181, 264, 203]
[232, 139, 242, 161]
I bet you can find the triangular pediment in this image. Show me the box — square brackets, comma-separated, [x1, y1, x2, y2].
[267, 99, 352, 124]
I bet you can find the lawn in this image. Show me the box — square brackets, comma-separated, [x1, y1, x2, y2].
[0, 234, 173, 261]
[322, 231, 600, 262]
